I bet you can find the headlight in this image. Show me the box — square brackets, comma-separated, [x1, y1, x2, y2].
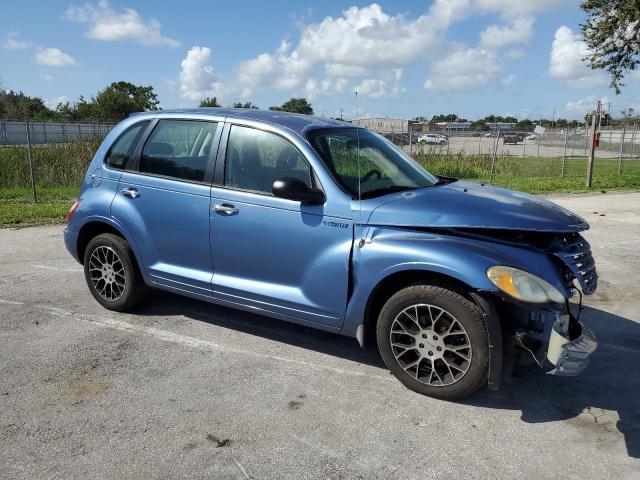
[487, 266, 565, 304]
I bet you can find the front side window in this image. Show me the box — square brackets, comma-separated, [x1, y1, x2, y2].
[139, 120, 218, 182]
[224, 125, 312, 194]
[104, 120, 149, 170]
[307, 128, 439, 199]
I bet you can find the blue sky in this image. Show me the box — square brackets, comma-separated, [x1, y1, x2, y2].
[1, 0, 638, 120]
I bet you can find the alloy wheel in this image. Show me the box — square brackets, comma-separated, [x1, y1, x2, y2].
[389, 303, 472, 386]
[88, 246, 126, 301]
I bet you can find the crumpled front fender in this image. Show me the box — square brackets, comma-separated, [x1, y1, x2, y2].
[342, 226, 569, 338]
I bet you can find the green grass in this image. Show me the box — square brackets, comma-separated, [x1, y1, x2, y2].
[0, 187, 78, 227]
[1, 142, 639, 226]
[0, 139, 102, 188]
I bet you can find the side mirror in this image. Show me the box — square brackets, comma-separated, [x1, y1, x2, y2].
[272, 177, 325, 204]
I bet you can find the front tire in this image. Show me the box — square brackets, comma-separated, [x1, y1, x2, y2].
[83, 233, 146, 312]
[377, 284, 489, 400]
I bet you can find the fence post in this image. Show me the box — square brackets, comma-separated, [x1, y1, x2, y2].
[62, 121, 67, 143]
[409, 124, 412, 157]
[25, 121, 37, 203]
[610, 125, 613, 144]
[561, 131, 568, 178]
[537, 132, 541, 157]
[490, 128, 500, 181]
[618, 126, 626, 174]
[631, 123, 637, 158]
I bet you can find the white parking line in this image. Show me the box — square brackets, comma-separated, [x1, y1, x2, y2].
[34, 265, 83, 273]
[0, 298, 390, 382]
[0, 299, 25, 305]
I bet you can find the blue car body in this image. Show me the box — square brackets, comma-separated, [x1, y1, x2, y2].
[64, 109, 598, 388]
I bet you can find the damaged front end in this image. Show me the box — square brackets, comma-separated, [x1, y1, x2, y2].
[485, 231, 599, 379]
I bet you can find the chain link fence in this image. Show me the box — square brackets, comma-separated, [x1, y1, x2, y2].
[1, 119, 639, 203]
[374, 124, 640, 188]
[0, 120, 115, 145]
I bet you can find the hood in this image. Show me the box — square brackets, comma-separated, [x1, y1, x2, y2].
[365, 181, 588, 232]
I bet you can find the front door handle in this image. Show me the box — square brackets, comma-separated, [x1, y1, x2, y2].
[213, 203, 239, 215]
[121, 187, 140, 198]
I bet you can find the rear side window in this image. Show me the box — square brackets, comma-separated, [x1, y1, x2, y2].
[224, 125, 312, 194]
[139, 120, 218, 182]
[104, 120, 150, 170]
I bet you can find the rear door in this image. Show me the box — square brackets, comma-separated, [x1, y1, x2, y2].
[111, 117, 222, 295]
[209, 123, 352, 328]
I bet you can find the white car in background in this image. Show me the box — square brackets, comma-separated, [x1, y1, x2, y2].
[418, 133, 447, 145]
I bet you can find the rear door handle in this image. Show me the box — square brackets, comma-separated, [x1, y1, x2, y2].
[213, 203, 239, 215]
[121, 187, 140, 198]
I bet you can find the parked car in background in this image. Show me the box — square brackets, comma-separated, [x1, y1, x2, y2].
[418, 133, 447, 145]
[503, 132, 527, 144]
[64, 109, 598, 400]
[525, 133, 537, 140]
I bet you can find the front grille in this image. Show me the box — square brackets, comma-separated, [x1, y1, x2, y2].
[554, 234, 598, 295]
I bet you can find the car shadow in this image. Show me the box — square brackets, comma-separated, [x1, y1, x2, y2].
[133, 294, 639, 458]
[465, 305, 640, 459]
[132, 290, 387, 369]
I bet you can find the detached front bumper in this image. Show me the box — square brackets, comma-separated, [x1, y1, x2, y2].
[547, 321, 597, 376]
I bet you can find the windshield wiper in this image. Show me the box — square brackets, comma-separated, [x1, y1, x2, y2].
[359, 185, 417, 199]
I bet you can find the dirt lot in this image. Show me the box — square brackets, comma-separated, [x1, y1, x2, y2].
[1, 192, 639, 479]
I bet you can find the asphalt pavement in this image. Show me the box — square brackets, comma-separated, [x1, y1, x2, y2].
[1, 191, 639, 479]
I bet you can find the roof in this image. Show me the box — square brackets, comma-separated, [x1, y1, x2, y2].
[151, 108, 350, 135]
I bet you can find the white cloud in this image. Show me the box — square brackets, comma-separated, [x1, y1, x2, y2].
[34, 48, 77, 67]
[65, 0, 180, 48]
[565, 95, 611, 116]
[175, 1, 571, 102]
[501, 74, 516, 85]
[45, 96, 69, 109]
[355, 68, 404, 98]
[2, 32, 32, 50]
[425, 48, 500, 91]
[296, 4, 445, 76]
[549, 26, 607, 88]
[480, 15, 534, 49]
[506, 48, 525, 59]
[178, 46, 225, 101]
[304, 77, 350, 99]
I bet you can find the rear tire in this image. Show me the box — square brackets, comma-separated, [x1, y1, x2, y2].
[83, 233, 146, 312]
[377, 284, 489, 400]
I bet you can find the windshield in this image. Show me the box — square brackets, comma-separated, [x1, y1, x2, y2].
[307, 128, 439, 199]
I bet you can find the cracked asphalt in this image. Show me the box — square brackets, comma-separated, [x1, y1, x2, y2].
[1, 191, 639, 479]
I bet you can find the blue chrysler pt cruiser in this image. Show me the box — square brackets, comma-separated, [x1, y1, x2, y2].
[64, 109, 597, 400]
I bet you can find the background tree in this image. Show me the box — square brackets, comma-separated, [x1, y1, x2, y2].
[581, 0, 640, 93]
[91, 81, 159, 121]
[269, 98, 313, 115]
[199, 97, 220, 107]
[430, 113, 466, 123]
[232, 101, 259, 109]
[0, 90, 58, 120]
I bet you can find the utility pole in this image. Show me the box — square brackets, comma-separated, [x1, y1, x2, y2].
[585, 101, 601, 188]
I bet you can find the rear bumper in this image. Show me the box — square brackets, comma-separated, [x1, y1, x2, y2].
[64, 228, 80, 263]
[547, 322, 597, 376]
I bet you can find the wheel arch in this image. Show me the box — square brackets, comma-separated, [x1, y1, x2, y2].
[361, 269, 475, 348]
[360, 268, 504, 391]
[76, 219, 142, 274]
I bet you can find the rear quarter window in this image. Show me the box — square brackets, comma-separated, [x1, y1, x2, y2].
[104, 120, 150, 170]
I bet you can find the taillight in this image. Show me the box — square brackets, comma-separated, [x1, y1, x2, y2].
[66, 199, 80, 222]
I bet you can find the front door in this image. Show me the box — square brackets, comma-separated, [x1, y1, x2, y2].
[210, 124, 352, 328]
[111, 118, 221, 296]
